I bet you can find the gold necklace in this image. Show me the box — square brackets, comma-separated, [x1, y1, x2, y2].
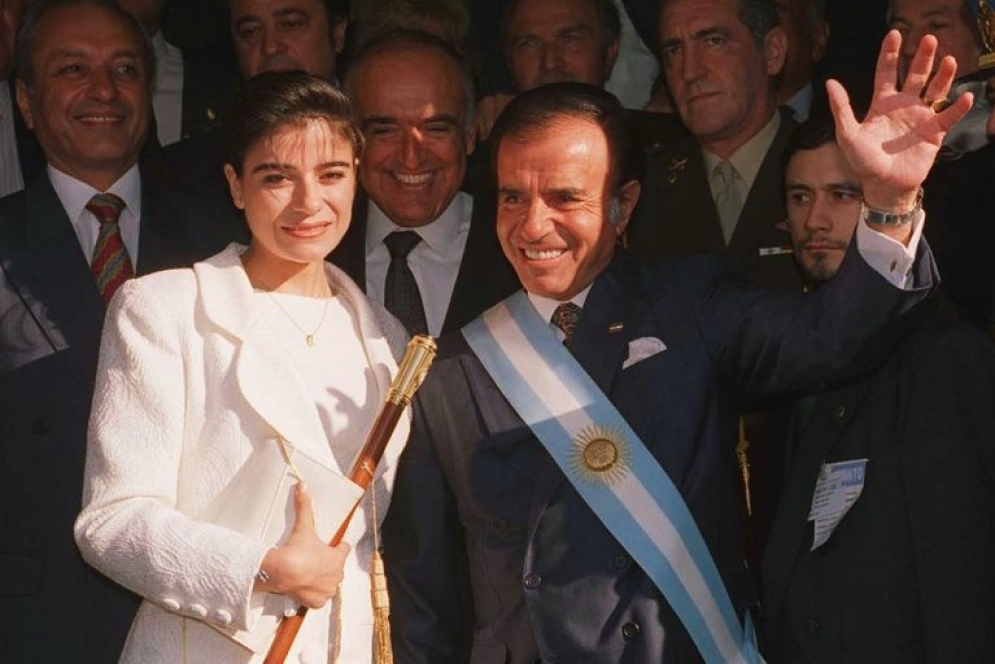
[265, 290, 331, 347]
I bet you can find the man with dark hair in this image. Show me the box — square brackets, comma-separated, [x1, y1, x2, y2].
[156, 0, 353, 245]
[228, 0, 349, 83]
[762, 120, 995, 664]
[383, 30, 968, 662]
[472, 0, 671, 143]
[0, 0, 218, 660]
[333, 29, 519, 337]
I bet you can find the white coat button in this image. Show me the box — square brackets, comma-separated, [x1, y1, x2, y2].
[163, 599, 180, 612]
[189, 604, 208, 618]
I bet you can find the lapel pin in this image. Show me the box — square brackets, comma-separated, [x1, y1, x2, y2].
[608, 322, 625, 334]
[667, 157, 688, 184]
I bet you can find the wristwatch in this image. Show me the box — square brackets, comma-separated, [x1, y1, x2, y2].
[860, 188, 923, 226]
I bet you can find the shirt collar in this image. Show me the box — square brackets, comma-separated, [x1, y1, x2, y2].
[366, 190, 472, 256]
[785, 83, 814, 123]
[701, 111, 781, 191]
[48, 163, 142, 221]
[527, 284, 593, 325]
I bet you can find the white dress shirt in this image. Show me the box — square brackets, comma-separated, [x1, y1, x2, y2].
[0, 80, 24, 198]
[784, 82, 814, 123]
[604, 0, 659, 110]
[49, 164, 142, 264]
[702, 111, 782, 219]
[151, 31, 184, 146]
[365, 191, 472, 337]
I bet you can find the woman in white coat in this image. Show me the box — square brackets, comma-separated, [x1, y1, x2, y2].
[75, 72, 410, 663]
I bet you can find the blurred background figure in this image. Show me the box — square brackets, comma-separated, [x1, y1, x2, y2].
[117, 0, 238, 145]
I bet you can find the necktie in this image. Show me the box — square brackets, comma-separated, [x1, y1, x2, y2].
[711, 160, 743, 245]
[551, 301, 582, 345]
[384, 231, 428, 336]
[86, 193, 134, 306]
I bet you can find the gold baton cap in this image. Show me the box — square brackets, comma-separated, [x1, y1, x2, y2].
[387, 335, 437, 405]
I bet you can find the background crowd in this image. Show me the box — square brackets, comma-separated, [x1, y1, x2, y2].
[1, 0, 993, 662]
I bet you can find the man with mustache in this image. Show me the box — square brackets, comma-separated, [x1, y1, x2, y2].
[0, 0, 218, 660]
[762, 119, 995, 664]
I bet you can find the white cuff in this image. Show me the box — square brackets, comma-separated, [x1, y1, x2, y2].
[855, 208, 925, 289]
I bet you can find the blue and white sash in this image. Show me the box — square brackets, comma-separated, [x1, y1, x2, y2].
[463, 292, 763, 664]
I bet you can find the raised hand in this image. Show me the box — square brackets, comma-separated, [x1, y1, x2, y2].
[256, 483, 350, 609]
[827, 30, 974, 212]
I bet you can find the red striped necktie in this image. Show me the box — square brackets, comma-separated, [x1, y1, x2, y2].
[86, 192, 134, 305]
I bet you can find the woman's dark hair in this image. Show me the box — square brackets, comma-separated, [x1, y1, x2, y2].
[224, 71, 363, 175]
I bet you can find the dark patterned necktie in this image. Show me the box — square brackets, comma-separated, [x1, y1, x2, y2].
[86, 193, 134, 306]
[384, 231, 428, 336]
[551, 301, 582, 345]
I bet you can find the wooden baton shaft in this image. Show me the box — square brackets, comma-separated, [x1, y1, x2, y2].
[263, 336, 435, 664]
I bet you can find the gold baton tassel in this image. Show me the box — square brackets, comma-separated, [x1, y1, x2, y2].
[370, 474, 393, 664]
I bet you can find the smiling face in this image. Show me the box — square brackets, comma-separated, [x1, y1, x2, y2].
[229, 0, 345, 81]
[224, 118, 357, 275]
[350, 46, 473, 228]
[785, 142, 863, 284]
[496, 115, 638, 300]
[16, 2, 150, 191]
[504, 0, 618, 92]
[658, 0, 785, 157]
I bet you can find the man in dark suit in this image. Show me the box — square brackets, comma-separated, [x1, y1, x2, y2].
[627, 0, 801, 291]
[0, 1, 220, 660]
[335, 29, 519, 336]
[761, 120, 995, 663]
[382, 28, 969, 661]
[118, 0, 239, 145]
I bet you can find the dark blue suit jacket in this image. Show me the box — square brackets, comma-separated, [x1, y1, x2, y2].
[383, 247, 935, 664]
[0, 174, 220, 662]
[762, 313, 995, 663]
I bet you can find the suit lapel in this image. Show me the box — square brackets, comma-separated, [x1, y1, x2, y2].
[194, 249, 341, 470]
[526, 254, 646, 518]
[11, 81, 46, 186]
[763, 380, 872, 627]
[15, 178, 105, 384]
[441, 190, 519, 335]
[328, 194, 368, 290]
[727, 113, 797, 258]
[662, 145, 726, 254]
[571, 252, 643, 395]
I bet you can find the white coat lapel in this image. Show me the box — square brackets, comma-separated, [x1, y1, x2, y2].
[194, 245, 339, 469]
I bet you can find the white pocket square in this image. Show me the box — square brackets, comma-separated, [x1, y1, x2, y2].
[623, 336, 667, 369]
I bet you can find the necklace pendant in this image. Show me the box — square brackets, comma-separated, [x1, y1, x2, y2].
[306, 334, 315, 347]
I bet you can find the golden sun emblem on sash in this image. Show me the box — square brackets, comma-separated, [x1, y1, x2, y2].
[570, 425, 631, 485]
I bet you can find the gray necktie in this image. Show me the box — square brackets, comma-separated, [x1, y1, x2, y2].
[384, 231, 428, 336]
[711, 160, 742, 244]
